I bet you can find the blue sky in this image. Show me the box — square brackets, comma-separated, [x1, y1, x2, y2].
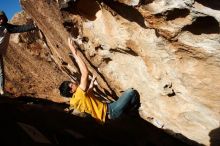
[0, 0, 22, 20]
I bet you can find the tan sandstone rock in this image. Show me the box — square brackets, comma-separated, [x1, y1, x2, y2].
[4, 0, 220, 145]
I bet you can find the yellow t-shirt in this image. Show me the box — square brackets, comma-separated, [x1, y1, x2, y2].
[70, 87, 107, 123]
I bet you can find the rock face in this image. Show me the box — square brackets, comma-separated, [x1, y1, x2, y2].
[5, 0, 220, 145]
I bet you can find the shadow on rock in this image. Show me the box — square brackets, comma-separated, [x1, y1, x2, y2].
[195, 0, 220, 10]
[209, 127, 220, 146]
[0, 95, 202, 146]
[102, 0, 147, 29]
[62, 0, 101, 21]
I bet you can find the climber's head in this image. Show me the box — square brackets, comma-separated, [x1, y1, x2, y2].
[59, 80, 79, 98]
[0, 11, 8, 25]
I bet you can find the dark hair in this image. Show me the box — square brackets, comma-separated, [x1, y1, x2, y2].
[0, 11, 8, 22]
[59, 81, 73, 97]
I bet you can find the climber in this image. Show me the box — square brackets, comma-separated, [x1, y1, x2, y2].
[59, 38, 140, 123]
[0, 10, 37, 95]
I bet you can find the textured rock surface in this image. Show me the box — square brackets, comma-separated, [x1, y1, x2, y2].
[4, 0, 220, 145]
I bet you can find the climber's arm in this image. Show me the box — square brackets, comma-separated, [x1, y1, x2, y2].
[68, 38, 89, 91]
[7, 23, 36, 33]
